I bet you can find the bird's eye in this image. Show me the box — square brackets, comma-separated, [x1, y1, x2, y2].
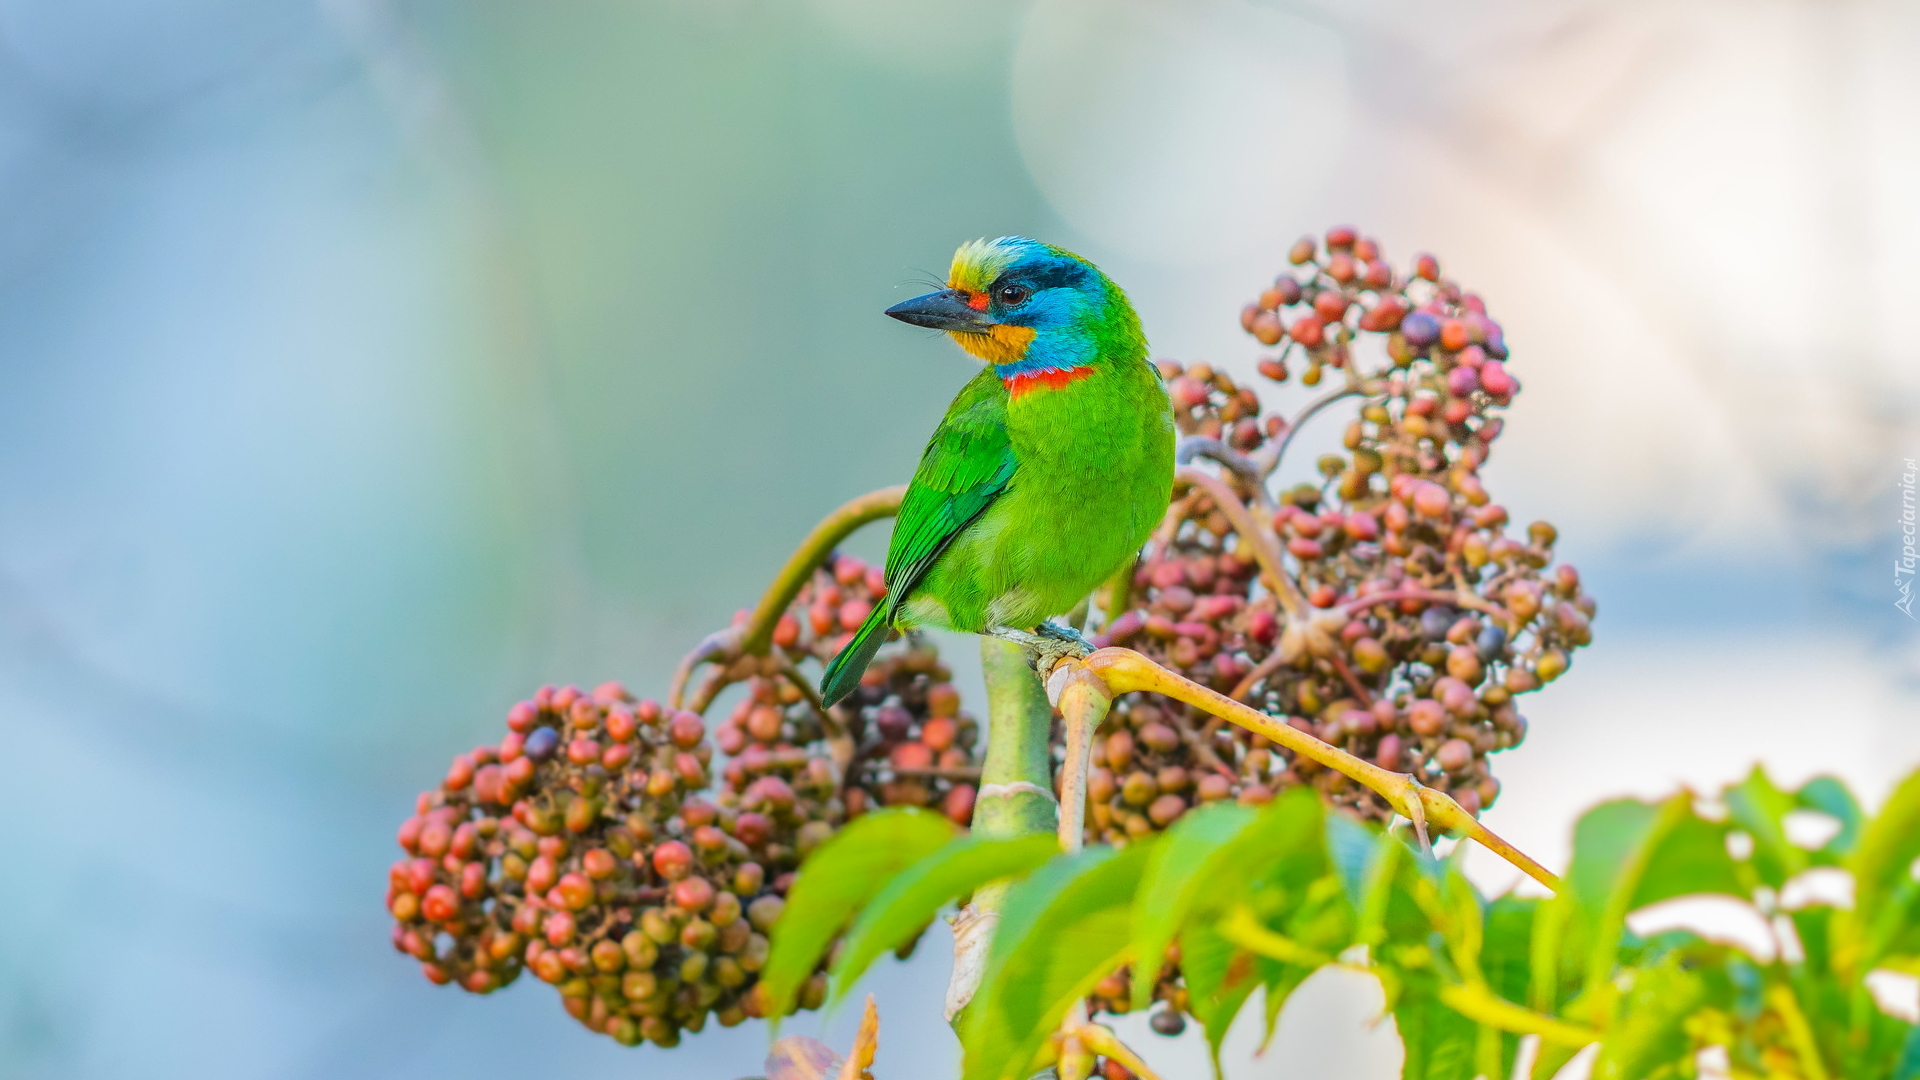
[996, 284, 1032, 307]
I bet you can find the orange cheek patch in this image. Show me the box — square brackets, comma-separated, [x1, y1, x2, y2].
[965, 291, 989, 311]
[950, 324, 1036, 365]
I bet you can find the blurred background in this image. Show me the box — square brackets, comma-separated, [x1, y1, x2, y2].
[1, 0, 1916, 1076]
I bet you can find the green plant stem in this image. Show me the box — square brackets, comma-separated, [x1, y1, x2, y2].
[1435, 982, 1600, 1047]
[973, 638, 1061, 841]
[945, 638, 1060, 1026]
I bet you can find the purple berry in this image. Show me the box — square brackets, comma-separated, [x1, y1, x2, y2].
[1400, 310, 1440, 347]
[524, 727, 560, 762]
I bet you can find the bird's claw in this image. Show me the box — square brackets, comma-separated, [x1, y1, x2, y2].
[985, 623, 1093, 680]
[1027, 622, 1093, 680]
[1034, 620, 1094, 651]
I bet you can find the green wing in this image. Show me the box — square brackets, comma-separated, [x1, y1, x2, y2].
[820, 369, 1013, 706]
[882, 367, 1016, 614]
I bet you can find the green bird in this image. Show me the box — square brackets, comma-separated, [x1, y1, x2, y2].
[820, 237, 1175, 707]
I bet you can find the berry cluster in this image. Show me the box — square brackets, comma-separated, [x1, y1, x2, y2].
[1084, 225, 1593, 835]
[388, 683, 827, 1047]
[758, 554, 982, 824]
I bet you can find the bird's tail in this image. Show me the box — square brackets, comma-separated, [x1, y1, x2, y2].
[821, 603, 892, 707]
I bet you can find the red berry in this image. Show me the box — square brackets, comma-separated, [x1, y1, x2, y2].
[1412, 482, 1451, 518]
[460, 861, 488, 899]
[838, 598, 873, 632]
[669, 712, 706, 750]
[926, 683, 961, 718]
[921, 717, 957, 752]
[1312, 290, 1348, 321]
[1289, 315, 1326, 348]
[1408, 701, 1446, 736]
[734, 812, 773, 848]
[1436, 739, 1474, 773]
[943, 784, 976, 826]
[672, 876, 716, 913]
[418, 821, 452, 858]
[746, 705, 784, 742]
[422, 884, 459, 922]
[555, 872, 595, 911]
[1375, 734, 1404, 771]
[566, 737, 601, 766]
[653, 841, 694, 881]
[582, 848, 618, 880]
[890, 741, 934, 771]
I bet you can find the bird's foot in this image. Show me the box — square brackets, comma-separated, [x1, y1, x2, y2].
[1034, 620, 1094, 652]
[989, 622, 1092, 681]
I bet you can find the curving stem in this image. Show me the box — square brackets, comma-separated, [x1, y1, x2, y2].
[667, 484, 906, 710]
[1172, 466, 1309, 618]
[1073, 647, 1560, 891]
[1050, 667, 1114, 854]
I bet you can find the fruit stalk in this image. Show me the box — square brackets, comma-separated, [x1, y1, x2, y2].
[1073, 647, 1560, 891]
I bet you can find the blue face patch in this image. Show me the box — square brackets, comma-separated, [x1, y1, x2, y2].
[990, 253, 1102, 332]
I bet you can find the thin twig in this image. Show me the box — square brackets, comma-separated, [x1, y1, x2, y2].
[1266, 383, 1361, 482]
[1176, 435, 1262, 486]
[1340, 587, 1516, 632]
[1173, 467, 1310, 617]
[1079, 648, 1559, 892]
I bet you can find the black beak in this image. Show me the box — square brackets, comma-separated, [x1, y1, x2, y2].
[884, 289, 995, 334]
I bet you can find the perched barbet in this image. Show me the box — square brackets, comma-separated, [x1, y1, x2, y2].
[822, 237, 1176, 704]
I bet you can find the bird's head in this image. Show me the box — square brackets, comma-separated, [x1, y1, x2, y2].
[884, 237, 1140, 371]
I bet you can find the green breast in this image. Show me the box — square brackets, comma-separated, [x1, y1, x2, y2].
[907, 360, 1173, 632]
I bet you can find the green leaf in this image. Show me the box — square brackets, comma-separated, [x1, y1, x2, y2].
[829, 833, 1059, 1005]
[1852, 769, 1920, 940]
[1796, 775, 1865, 859]
[762, 808, 957, 1022]
[1726, 766, 1808, 888]
[1631, 808, 1742, 908]
[1567, 799, 1662, 912]
[1482, 896, 1537, 1006]
[1128, 801, 1257, 1009]
[962, 844, 1151, 1080]
[1328, 808, 1387, 911]
[1181, 919, 1261, 1076]
[1590, 954, 1706, 1080]
[1393, 976, 1478, 1080]
[1569, 794, 1699, 996]
[1895, 1021, 1920, 1080]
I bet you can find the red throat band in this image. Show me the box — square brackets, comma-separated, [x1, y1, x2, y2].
[1003, 365, 1096, 398]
